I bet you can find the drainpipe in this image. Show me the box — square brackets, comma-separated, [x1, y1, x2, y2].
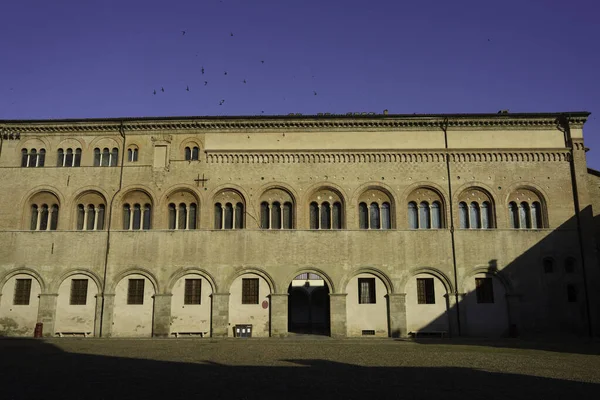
[441, 117, 462, 336]
[99, 121, 127, 337]
[557, 115, 593, 337]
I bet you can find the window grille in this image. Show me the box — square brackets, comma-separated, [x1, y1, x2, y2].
[127, 279, 145, 305]
[13, 279, 32, 305]
[475, 278, 494, 304]
[184, 279, 202, 305]
[417, 278, 435, 304]
[242, 278, 259, 304]
[358, 278, 376, 304]
[70, 279, 89, 305]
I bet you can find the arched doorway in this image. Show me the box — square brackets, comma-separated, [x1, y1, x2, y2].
[288, 273, 330, 335]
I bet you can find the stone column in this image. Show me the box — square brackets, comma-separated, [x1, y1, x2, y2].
[387, 293, 407, 338]
[100, 293, 115, 337]
[269, 293, 288, 337]
[152, 294, 173, 338]
[211, 293, 230, 337]
[37, 293, 58, 337]
[329, 293, 347, 338]
[93, 294, 103, 337]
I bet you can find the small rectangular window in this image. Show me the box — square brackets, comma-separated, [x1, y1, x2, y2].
[242, 278, 259, 304]
[70, 279, 89, 305]
[127, 279, 145, 305]
[417, 278, 435, 304]
[358, 278, 376, 304]
[184, 279, 202, 305]
[475, 278, 494, 304]
[13, 279, 32, 305]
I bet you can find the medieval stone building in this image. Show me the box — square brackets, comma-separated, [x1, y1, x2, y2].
[0, 112, 598, 338]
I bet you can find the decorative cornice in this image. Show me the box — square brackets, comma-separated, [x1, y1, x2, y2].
[206, 150, 570, 164]
[0, 113, 589, 134]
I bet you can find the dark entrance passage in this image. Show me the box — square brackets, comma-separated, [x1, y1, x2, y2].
[288, 273, 330, 335]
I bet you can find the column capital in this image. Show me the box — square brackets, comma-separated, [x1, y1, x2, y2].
[269, 293, 289, 297]
[39, 293, 59, 297]
[329, 293, 347, 298]
[211, 292, 231, 297]
[387, 293, 407, 298]
[102, 293, 116, 298]
[153, 293, 173, 298]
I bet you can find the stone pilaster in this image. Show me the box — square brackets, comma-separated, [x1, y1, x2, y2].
[93, 294, 103, 337]
[445, 293, 461, 337]
[100, 293, 115, 337]
[387, 293, 407, 338]
[152, 294, 173, 338]
[211, 293, 230, 337]
[269, 293, 288, 337]
[329, 293, 347, 338]
[37, 293, 58, 337]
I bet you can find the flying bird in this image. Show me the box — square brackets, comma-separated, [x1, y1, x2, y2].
[201, 66, 205, 74]
[261, 60, 264, 64]
[219, 99, 225, 105]
[153, 90, 156, 95]
[224, 71, 227, 75]
[181, 31, 186, 35]
[204, 81, 208, 86]
[186, 86, 189, 91]
[230, 32, 234, 36]
[243, 79, 246, 84]
[161, 87, 165, 92]
[313, 91, 317, 96]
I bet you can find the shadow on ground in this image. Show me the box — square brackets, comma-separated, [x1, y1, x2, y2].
[1, 339, 597, 399]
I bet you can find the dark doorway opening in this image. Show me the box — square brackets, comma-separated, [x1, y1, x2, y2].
[288, 274, 330, 335]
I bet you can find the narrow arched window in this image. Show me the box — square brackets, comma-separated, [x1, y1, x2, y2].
[369, 202, 380, 229]
[272, 202, 282, 229]
[132, 204, 141, 230]
[168, 203, 176, 229]
[39, 204, 49, 230]
[543, 258, 554, 273]
[431, 201, 441, 229]
[74, 148, 82, 166]
[143, 204, 152, 229]
[224, 203, 233, 229]
[77, 204, 85, 230]
[101, 148, 110, 166]
[29, 149, 37, 167]
[178, 203, 187, 229]
[408, 202, 418, 229]
[110, 148, 118, 166]
[508, 202, 519, 228]
[185, 147, 191, 161]
[332, 202, 342, 229]
[260, 202, 269, 229]
[381, 202, 391, 229]
[531, 202, 542, 228]
[123, 204, 131, 229]
[192, 146, 199, 160]
[470, 202, 480, 229]
[320, 202, 331, 229]
[94, 148, 101, 166]
[21, 149, 28, 167]
[235, 202, 244, 229]
[283, 202, 293, 229]
[481, 202, 490, 229]
[65, 148, 74, 167]
[214, 203, 223, 229]
[30, 205, 39, 230]
[189, 203, 197, 229]
[519, 202, 530, 229]
[57, 149, 65, 167]
[97, 205, 105, 230]
[310, 202, 319, 229]
[359, 202, 368, 229]
[86, 205, 95, 230]
[459, 202, 469, 229]
[49, 204, 58, 230]
[419, 202, 430, 229]
[127, 148, 133, 162]
[38, 149, 46, 167]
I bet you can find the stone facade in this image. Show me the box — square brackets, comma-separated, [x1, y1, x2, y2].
[0, 112, 598, 338]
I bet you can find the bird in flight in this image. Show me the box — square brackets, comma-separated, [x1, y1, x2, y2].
[204, 81, 208, 86]
[261, 60, 264, 64]
[313, 91, 317, 96]
[243, 79, 246, 84]
[201, 66, 205, 74]
[230, 32, 234, 37]
[224, 71, 227, 75]
[181, 31, 186, 35]
[153, 90, 156, 95]
[161, 87, 165, 92]
[219, 99, 225, 105]
[186, 86, 190, 91]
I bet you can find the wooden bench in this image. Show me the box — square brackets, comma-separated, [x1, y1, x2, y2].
[410, 330, 447, 339]
[55, 332, 92, 338]
[171, 331, 208, 338]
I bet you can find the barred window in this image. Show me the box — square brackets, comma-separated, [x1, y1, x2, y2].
[13, 279, 32, 305]
[475, 278, 494, 304]
[417, 278, 435, 304]
[70, 279, 89, 305]
[127, 279, 145, 305]
[242, 278, 259, 304]
[184, 279, 202, 305]
[358, 278, 376, 304]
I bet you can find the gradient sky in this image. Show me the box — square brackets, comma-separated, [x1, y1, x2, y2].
[1, 0, 599, 168]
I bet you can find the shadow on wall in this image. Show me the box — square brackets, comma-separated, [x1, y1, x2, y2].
[0, 339, 598, 400]
[405, 207, 596, 341]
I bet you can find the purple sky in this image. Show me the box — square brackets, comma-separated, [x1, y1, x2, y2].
[1, 0, 599, 168]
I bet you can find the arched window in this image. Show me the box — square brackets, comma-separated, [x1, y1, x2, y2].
[143, 204, 152, 229]
[77, 204, 85, 230]
[97, 205, 105, 230]
[166, 191, 198, 230]
[110, 148, 118, 166]
[168, 203, 176, 229]
[38, 149, 46, 167]
[128, 147, 138, 162]
[95, 147, 118, 167]
[332, 202, 342, 229]
[58, 148, 81, 167]
[271, 202, 282, 229]
[260, 202, 269, 229]
[508, 189, 546, 229]
[419, 202, 430, 229]
[469, 202, 480, 229]
[21, 149, 28, 167]
[75, 192, 106, 231]
[320, 202, 331, 229]
[178, 203, 187, 230]
[235, 202, 244, 229]
[39, 205, 49, 230]
[123, 204, 131, 229]
[214, 203, 223, 229]
[75, 148, 81, 166]
[481, 202, 490, 229]
[214, 191, 245, 229]
[259, 189, 294, 230]
[431, 201, 441, 229]
[509, 202, 518, 228]
[94, 148, 101, 166]
[458, 188, 495, 229]
[224, 203, 233, 229]
[359, 202, 368, 229]
[308, 188, 344, 230]
[531, 202, 542, 229]
[101, 148, 110, 166]
[123, 203, 151, 230]
[543, 258, 554, 273]
[310, 202, 319, 229]
[65, 148, 74, 167]
[57, 149, 64, 167]
[283, 202, 292, 229]
[22, 148, 46, 167]
[185, 147, 191, 161]
[519, 202, 530, 229]
[185, 146, 199, 161]
[189, 203, 197, 229]
[86, 205, 95, 230]
[30, 205, 38, 230]
[29, 193, 59, 230]
[381, 202, 391, 229]
[408, 202, 418, 229]
[369, 202, 380, 229]
[192, 146, 199, 160]
[459, 202, 469, 229]
[132, 204, 141, 230]
[49, 204, 59, 230]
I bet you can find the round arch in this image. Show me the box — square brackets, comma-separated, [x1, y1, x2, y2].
[166, 268, 217, 294]
[0, 268, 47, 294]
[49, 269, 103, 294]
[400, 267, 455, 294]
[72, 187, 110, 205]
[462, 266, 513, 295]
[453, 182, 498, 205]
[302, 182, 349, 206]
[401, 182, 449, 206]
[502, 182, 549, 208]
[224, 267, 277, 294]
[179, 138, 204, 155]
[208, 184, 250, 205]
[160, 184, 202, 207]
[339, 267, 394, 295]
[89, 136, 122, 151]
[283, 268, 336, 294]
[350, 181, 397, 206]
[56, 137, 86, 151]
[16, 136, 51, 155]
[106, 268, 160, 294]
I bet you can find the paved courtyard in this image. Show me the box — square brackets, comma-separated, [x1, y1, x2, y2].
[1, 337, 599, 399]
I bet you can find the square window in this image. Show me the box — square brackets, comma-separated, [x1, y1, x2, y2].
[417, 278, 435, 304]
[13, 279, 32, 305]
[358, 278, 376, 304]
[475, 277, 494, 304]
[242, 278, 259, 304]
[184, 279, 202, 305]
[70, 279, 89, 305]
[127, 279, 145, 305]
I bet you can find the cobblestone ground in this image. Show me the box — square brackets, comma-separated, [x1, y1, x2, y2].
[1, 337, 599, 399]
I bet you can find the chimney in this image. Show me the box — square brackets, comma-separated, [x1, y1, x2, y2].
[383, 109, 388, 115]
